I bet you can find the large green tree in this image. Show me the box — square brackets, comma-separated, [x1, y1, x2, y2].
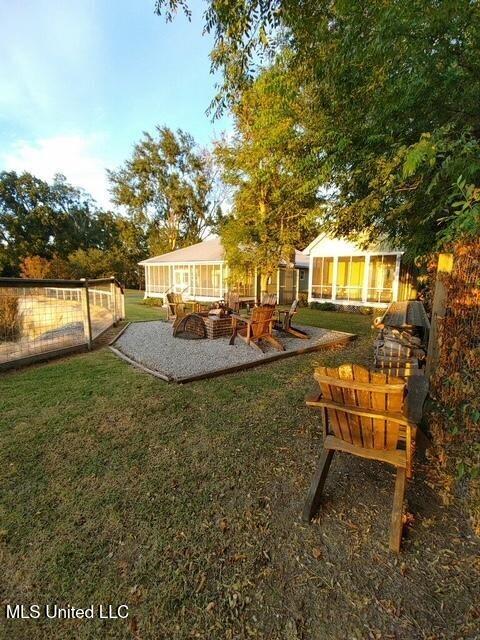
[108, 126, 222, 256]
[0, 171, 117, 275]
[216, 62, 321, 278]
[155, 0, 480, 256]
[0, 170, 147, 286]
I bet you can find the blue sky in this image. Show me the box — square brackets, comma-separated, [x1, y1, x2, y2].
[0, 0, 231, 207]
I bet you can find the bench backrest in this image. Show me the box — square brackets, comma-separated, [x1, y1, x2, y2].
[314, 364, 407, 450]
[261, 293, 277, 306]
[226, 292, 240, 314]
[251, 305, 275, 338]
[288, 299, 299, 316]
[166, 292, 184, 316]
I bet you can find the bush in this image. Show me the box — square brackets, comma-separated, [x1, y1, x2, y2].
[141, 297, 164, 307]
[0, 292, 20, 342]
[309, 301, 336, 311]
[359, 306, 375, 315]
[20, 256, 51, 279]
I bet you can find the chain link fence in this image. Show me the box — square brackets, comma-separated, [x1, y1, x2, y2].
[0, 277, 125, 370]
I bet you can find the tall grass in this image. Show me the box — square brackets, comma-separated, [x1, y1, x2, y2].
[0, 290, 20, 342]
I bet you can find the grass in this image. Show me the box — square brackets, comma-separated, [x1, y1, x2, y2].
[124, 289, 167, 322]
[0, 292, 477, 639]
[295, 306, 372, 336]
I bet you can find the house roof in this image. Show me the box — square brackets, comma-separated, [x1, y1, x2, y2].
[139, 237, 310, 269]
[303, 233, 404, 255]
[139, 237, 224, 265]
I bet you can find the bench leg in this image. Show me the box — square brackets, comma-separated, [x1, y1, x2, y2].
[302, 448, 334, 522]
[389, 467, 406, 552]
[229, 320, 238, 345]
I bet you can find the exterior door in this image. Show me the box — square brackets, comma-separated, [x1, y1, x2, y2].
[174, 267, 190, 294]
[279, 267, 297, 304]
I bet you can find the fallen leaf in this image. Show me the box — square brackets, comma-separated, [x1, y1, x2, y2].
[312, 547, 322, 560]
[219, 518, 229, 532]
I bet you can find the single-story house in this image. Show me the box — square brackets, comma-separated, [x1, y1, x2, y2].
[139, 237, 309, 305]
[303, 234, 417, 308]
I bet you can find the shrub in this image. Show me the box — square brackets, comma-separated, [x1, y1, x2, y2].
[297, 293, 308, 307]
[0, 291, 20, 342]
[309, 301, 336, 311]
[359, 306, 375, 315]
[141, 297, 164, 307]
[20, 256, 51, 279]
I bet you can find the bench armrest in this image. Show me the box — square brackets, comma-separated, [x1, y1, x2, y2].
[306, 398, 417, 429]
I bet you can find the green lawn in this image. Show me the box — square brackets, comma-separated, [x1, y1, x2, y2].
[0, 292, 477, 639]
[124, 289, 167, 321]
[294, 306, 372, 336]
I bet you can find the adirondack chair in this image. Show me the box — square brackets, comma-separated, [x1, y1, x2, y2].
[303, 363, 417, 552]
[275, 299, 308, 339]
[225, 291, 240, 314]
[229, 305, 285, 352]
[166, 293, 196, 322]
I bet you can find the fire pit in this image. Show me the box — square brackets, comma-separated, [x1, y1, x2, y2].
[203, 314, 233, 339]
[174, 310, 233, 340]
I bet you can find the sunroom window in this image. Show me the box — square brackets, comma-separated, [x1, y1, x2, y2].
[194, 264, 222, 297]
[149, 265, 169, 293]
[336, 256, 365, 301]
[312, 257, 334, 299]
[367, 255, 397, 303]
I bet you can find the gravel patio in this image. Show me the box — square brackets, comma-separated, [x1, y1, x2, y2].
[110, 320, 354, 382]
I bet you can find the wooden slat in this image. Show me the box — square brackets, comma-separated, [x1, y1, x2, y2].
[324, 435, 407, 468]
[339, 364, 362, 446]
[314, 374, 405, 393]
[370, 370, 388, 449]
[385, 371, 405, 449]
[308, 400, 413, 426]
[353, 363, 373, 448]
[315, 367, 340, 439]
[327, 366, 351, 442]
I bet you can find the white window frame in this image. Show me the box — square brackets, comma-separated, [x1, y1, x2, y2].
[308, 252, 403, 307]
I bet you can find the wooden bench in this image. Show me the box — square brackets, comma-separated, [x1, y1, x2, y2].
[303, 363, 418, 552]
[229, 305, 284, 352]
[275, 299, 309, 339]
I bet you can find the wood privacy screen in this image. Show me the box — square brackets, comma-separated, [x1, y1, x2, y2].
[429, 243, 480, 405]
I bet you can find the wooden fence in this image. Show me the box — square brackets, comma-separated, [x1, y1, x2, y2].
[426, 245, 480, 403]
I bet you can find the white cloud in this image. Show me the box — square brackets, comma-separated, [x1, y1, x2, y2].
[2, 134, 112, 208]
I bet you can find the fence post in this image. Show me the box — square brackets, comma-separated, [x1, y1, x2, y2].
[80, 279, 93, 350]
[120, 286, 125, 320]
[425, 253, 454, 381]
[110, 278, 118, 324]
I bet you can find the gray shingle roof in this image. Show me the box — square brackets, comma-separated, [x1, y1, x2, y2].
[138, 237, 224, 265]
[139, 236, 309, 268]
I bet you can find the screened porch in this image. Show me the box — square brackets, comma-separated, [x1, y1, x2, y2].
[309, 253, 404, 306]
[144, 263, 256, 302]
